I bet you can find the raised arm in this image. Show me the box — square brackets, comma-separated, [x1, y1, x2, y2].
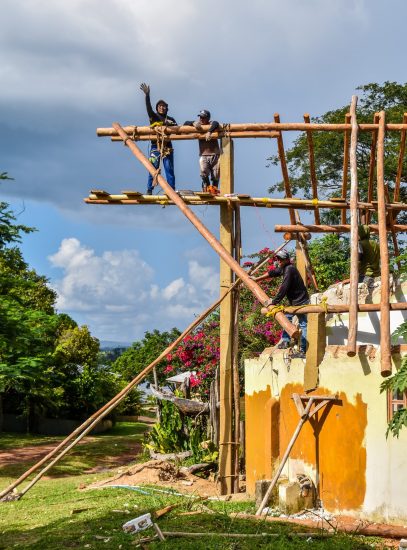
[140, 82, 155, 119]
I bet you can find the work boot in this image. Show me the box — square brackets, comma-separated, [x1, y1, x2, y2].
[208, 185, 220, 196]
[146, 189, 152, 195]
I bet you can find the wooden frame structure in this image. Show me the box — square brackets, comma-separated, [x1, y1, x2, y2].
[86, 97, 406, 494]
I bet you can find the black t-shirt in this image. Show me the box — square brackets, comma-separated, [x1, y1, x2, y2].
[268, 263, 309, 306]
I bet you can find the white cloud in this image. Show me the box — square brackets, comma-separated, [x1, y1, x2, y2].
[48, 237, 219, 342]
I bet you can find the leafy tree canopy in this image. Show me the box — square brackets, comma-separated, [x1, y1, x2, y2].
[268, 81, 407, 223]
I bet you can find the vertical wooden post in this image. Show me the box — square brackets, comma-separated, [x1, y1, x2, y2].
[347, 96, 359, 357]
[377, 112, 392, 377]
[341, 113, 351, 224]
[232, 203, 241, 493]
[219, 137, 234, 494]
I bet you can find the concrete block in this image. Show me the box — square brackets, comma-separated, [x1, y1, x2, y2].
[278, 481, 314, 514]
[255, 479, 278, 508]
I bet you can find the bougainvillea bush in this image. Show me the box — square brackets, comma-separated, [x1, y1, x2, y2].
[160, 247, 282, 398]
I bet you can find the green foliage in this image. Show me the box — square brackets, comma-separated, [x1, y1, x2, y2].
[268, 81, 407, 223]
[113, 328, 181, 385]
[380, 253, 407, 437]
[308, 234, 350, 290]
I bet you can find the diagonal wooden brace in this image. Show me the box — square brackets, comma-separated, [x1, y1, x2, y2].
[112, 122, 298, 338]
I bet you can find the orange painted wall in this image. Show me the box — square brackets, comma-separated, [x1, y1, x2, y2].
[245, 386, 279, 494]
[279, 384, 367, 510]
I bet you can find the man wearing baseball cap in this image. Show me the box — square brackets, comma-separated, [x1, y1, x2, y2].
[140, 83, 177, 194]
[252, 249, 310, 358]
[184, 110, 221, 194]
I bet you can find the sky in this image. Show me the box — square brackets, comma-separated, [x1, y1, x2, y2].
[1, 0, 406, 344]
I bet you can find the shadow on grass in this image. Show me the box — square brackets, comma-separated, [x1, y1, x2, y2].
[0, 506, 375, 550]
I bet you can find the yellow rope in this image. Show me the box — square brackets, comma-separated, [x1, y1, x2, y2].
[320, 296, 328, 313]
[312, 198, 319, 206]
[265, 305, 285, 318]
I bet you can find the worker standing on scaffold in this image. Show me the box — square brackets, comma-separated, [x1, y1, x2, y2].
[252, 249, 310, 359]
[184, 110, 221, 195]
[140, 83, 177, 195]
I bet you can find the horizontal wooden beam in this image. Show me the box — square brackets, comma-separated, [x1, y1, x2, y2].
[111, 131, 279, 141]
[275, 223, 407, 233]
[84, 193, 404, 212]
[261, 302, 407, 315]
[96, 122, 407, 138]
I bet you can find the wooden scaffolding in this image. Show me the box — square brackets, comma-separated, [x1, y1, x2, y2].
[86, 96, 406, 494]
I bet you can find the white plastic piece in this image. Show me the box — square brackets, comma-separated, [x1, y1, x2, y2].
[122, 513, 153, 534]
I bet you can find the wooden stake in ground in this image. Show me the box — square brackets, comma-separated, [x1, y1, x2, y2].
[347, 96, 360, 357]
[232, 203, 241, 493]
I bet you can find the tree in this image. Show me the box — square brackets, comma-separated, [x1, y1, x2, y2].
[268, 81, 407, 223]
[308, 234, 350, 291]
[113, 328, 182, 385]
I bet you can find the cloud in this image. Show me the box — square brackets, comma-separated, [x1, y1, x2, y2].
[48, 237, 219, 342]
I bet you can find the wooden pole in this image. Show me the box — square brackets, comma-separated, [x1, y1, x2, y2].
[271, 302, 407, 314]
[341, 113, 351, 224]
[96, 121, 407, 138]
[366, 113, 380, 224]
[219, 137, 235, 494]
[377, 111, 392, 377]
[110, 123, 298, 338]
[232, 203, 241, 493]
[394, 113, 407, 203]
[111, 131, 280, 141]
[384, 183, 401, 272]
[274, 224, 407, 233]
[255, 398, 315, 515]
[304, 114, 320, 224]
[347, 96, 360, 357]
[274, 114, 296, 225]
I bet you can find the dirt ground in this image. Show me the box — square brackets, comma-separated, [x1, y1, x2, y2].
[87, 459, 222, 497]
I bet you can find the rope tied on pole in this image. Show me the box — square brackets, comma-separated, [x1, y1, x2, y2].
[131, 126, 138, 141]
[265, 305, 285, 318]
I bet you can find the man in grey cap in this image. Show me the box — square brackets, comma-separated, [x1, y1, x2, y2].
[252, 249, 309, 358]
[184, 110, 221, 194]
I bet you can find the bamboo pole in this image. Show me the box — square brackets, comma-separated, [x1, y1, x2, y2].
[394, 113, 407, 203]
[304, 114, 320, 224]
[96, 122, 407, 137]
[274, 224, 407, 233]
[377, 111, 392, 377]
[111, 122, 298, 338]
[366, 113, 380, 224]
[274, 114, 296, 225]
[256, 398, 315, 516]
[0, 242, 290, 501]
[85, 194, 404, 212]
[341, 113, 351, 224]
[347, 96, 360, 357]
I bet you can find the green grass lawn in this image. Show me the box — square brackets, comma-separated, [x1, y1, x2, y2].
[0, 421, 385, 549]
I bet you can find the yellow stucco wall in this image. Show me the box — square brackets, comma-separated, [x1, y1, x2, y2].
[245, 348, 407, 523]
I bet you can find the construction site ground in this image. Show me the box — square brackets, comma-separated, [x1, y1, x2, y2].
[0, 418, 405, 548]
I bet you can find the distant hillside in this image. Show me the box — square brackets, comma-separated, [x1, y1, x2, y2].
[100, 340, 132, 350]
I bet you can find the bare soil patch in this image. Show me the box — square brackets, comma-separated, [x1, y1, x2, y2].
[87, 459, 221, 497]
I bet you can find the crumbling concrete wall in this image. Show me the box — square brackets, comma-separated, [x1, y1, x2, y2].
[245, 279, 407, 524]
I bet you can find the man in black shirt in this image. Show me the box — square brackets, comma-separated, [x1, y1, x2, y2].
[253, 249, 309, 358]
[140, 83, 177, 194]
